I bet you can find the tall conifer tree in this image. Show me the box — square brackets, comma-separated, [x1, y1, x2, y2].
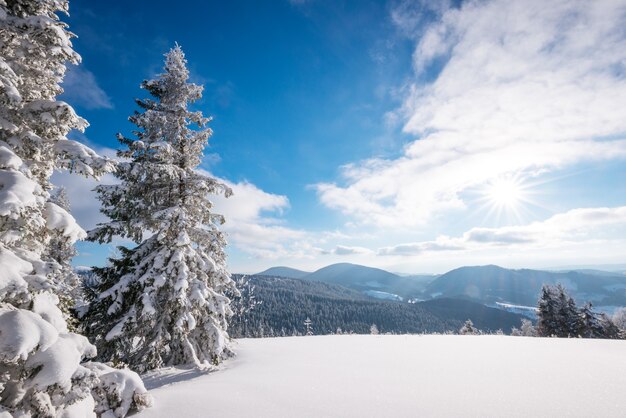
[0, 0, 122, 415]
[85, 45, 235, 372]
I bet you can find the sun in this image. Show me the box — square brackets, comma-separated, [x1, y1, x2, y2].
[475, 175, 537, 225]
[470, 173, 549, 225]
[486, 177, 522, 208]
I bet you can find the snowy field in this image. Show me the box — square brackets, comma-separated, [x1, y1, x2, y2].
[140, 335, 626, 418]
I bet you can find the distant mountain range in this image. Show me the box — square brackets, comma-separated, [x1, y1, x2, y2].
[257, 266, 310, 279]
[425, 265, 626, 307]
[256, 263, 436, 301]
[255, 263, 626, 310]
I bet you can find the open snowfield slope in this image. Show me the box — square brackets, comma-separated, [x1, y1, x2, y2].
[140, 335, 626, 418]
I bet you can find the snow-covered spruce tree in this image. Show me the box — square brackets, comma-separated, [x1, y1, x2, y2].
[613, 307, 626, 336]
[84, 45, 235, 372]
[579, 303, 604, 339]
[0, 1, 151, 416]
[303, 317, 313, 336]
[228, 275, 261, 338]
[536, 283, 582, 338]
[536, 285, 559, 337]
[511, 318, 537, 337]
[459, 319, 478, 335]
[579, 303, 621, 339]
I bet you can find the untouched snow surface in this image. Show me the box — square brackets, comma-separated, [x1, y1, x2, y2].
[141, 335, 626, 418]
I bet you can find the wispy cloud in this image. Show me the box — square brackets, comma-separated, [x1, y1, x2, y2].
[378, 238, 463, 256]
[389, 0, 450, 39]
[333, 245, 373, 256]
[209, 178, 310, 259]
[62, 65, 113, 110]
[377, 206, 626, 256]
[316, 0, 626, 228]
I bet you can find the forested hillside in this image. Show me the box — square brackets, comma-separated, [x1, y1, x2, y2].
[228, 275, 526, 337]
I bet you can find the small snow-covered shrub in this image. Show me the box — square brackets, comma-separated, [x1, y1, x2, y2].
[85, 362, 153, 418]
[611, 307, 626, 338]
[459, 319, 479, 335]
[511, 318, 537, 337]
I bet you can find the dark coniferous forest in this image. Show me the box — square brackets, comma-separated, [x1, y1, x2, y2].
[228, 275, 527, 337]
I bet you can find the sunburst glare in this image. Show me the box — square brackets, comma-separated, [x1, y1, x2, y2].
[472, 174, 541, 225]
[486, 177, 522, 209]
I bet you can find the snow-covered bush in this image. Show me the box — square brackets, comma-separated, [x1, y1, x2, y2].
[459, 319, 478, 335]
[84, 362, 153, 418]
[511, 318, 538, 337]
[612, 307, 626, 334]
[84, 45, 235, 372]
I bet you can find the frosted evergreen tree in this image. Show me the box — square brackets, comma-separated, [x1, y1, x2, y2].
[459, 319, 478, 335]
[84, 45, 235, 372]
[0, 1, 150, 417]
[519, 318, 537, 337]
[556, 284, 583, 337]
[612, 307, 626, 335]
[369, 323, 379, 335]
[536, 285, 559, 336]
[536, 284, 581, 338]
[597, 312, 621, 339]
[304, 317, 313, 336]
[229, 275, 261, 337]
[579, 303, 603, 338]
[579, 303, 621, 339]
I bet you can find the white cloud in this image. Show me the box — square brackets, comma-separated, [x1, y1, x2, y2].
[333, 245, 373, 256]
[62, 65, 113, 110]
[378, 237, 463, 256]
[464, 206, 626, 245]
[377, 206, 626, 256]
[210, 179, 311, 259]
[316, 0, 626, 228]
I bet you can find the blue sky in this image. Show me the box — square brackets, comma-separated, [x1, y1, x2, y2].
[57, 0, 626, 274]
